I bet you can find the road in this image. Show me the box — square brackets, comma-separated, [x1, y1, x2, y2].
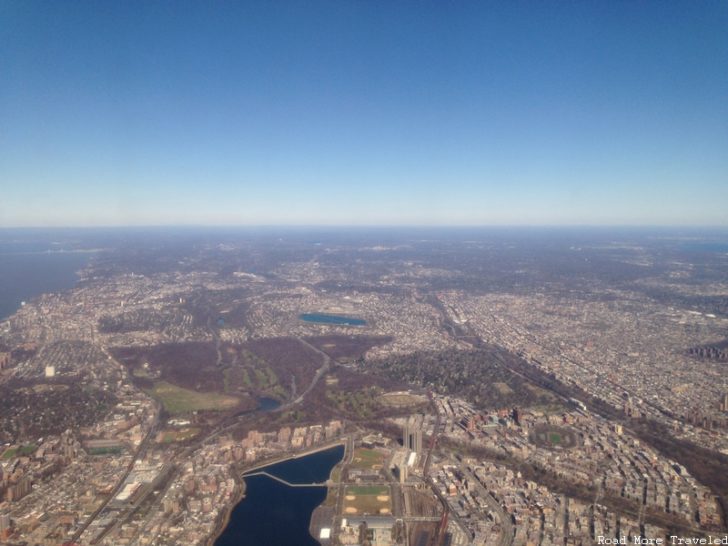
[70, 407, 161, 542]
[197, 336, 336, 449]
[425, 475, 470, 542]
[422, 390, 441, 478]
[333, 435, 355, 544]
[421, 387, 472, 546]
[460, 465, 514, 546]
[287, 337, 333, 406]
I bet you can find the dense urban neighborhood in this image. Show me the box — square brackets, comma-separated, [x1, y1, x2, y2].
[1, 230, 727, 546]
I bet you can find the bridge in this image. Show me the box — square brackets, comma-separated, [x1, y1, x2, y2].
[242, 471, 328, 488]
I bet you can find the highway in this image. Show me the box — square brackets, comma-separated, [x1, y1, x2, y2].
[70, 404, 161, 543]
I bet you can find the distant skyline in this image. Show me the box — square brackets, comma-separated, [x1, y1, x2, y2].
[1, 1, 727, 227]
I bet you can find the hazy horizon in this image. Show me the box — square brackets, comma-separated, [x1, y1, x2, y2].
[0, 223, 728, 231]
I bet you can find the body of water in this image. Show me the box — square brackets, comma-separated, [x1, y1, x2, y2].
[300, 313, 366, 326]
[214, 444, 345, 546]
[234, 396, 282, 418]
[256, 396, 282, 412]
[0, 246, 91, 321]
[680, 241, 728, 253]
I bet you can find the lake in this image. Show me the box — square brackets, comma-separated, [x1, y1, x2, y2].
[214, 444, 344, 546]
[300, 313, 366, 326]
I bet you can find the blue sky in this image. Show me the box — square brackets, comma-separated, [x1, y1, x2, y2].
[1, 1, 727, 227]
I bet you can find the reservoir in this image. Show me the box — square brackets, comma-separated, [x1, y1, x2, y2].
[214, 444, 344, 546]
[300, 313, 366, 326]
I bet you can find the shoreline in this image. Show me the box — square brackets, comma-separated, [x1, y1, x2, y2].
[0, 252, 89, 323]
[205, 476, 247, 546]
[208, 440, 346, 546]
[241, 439, 347, 476]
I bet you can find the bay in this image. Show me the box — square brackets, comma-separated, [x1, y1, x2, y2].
[0, 245, 90, 321]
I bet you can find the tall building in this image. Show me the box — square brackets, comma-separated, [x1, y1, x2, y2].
[398, 462, 408, 484]
[402, 425, 422, 454]
[721, 393, 728, 412]
[0, 513, 10, 541]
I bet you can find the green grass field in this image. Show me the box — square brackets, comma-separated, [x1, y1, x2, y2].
[347, 485, 389, 496]
[158, 427, 201, 443]
[144, 381, 240, 414]
[344, 485, 392, 515]
[530, 425, 579, 449]
[350, 447, 386, 470]
[1, 444, 36, 460]
[493, 382, 515, 395]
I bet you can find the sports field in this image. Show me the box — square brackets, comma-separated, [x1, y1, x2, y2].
[529, 425, 580, 449]
[343, 485, 391, 515]
[349, 447, 386, 470]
